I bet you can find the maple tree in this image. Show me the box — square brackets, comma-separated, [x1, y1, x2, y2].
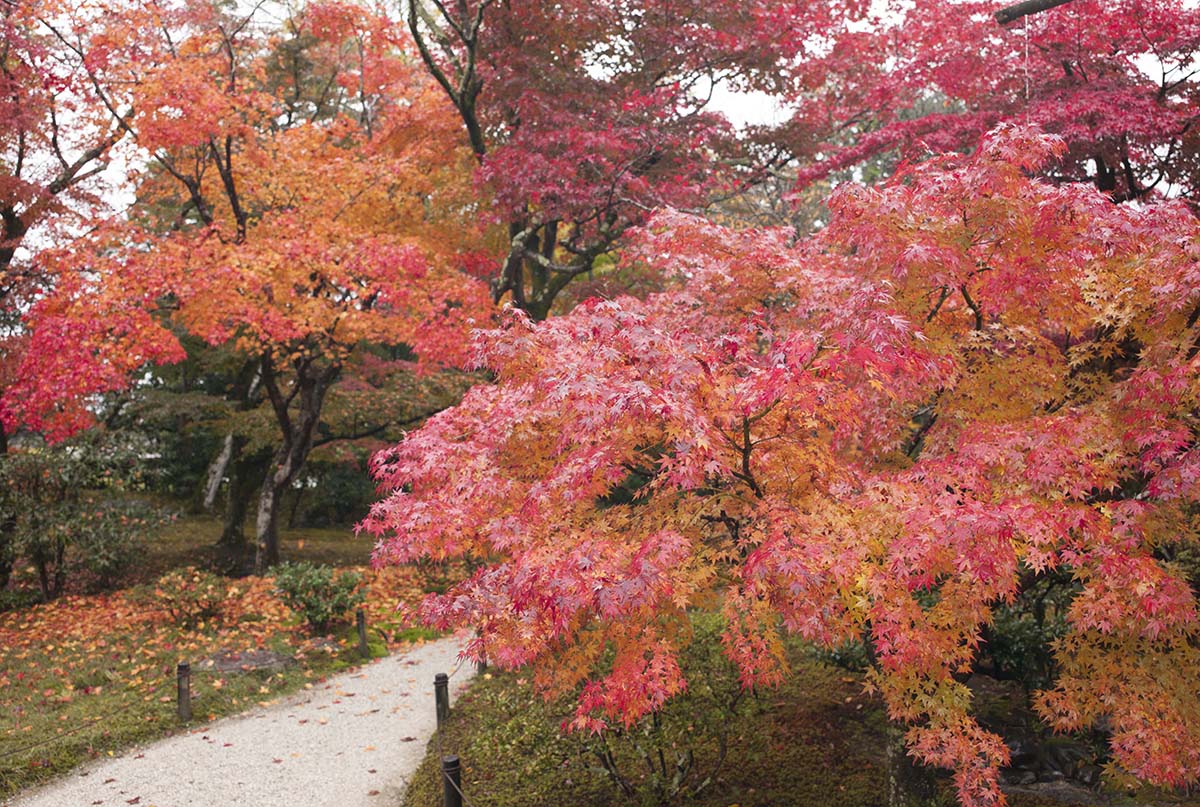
[782, 0, 1200, 205]
[403, 0, 887, 319]
[2, 0, 492, 571]
[4, 1, 1199, 800]
[364, 125, 1200, 806]
[406, 0, 1200, 319]
[0, 0, 149, 447]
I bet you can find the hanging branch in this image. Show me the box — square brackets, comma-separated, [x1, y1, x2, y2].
[994, 0, 1076, 25]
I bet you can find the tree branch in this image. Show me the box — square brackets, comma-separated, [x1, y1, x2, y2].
[994, 0, 1076, 25]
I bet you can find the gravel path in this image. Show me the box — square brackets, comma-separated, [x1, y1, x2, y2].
[7, 637, 474, 807]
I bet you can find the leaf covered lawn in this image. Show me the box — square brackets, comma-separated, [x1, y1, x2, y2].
[0, 563, 449, 798]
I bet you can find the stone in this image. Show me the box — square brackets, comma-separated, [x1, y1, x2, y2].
[196, 648, 295, 674]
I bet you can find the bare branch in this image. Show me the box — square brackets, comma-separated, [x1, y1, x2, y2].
[994, 0, 1076, 25]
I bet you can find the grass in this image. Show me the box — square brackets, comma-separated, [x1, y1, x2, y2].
[402, 632, 1200, 807]
[135, 513, 379, 581]
[0, 513, 458, 800]
[403, 639, 891, 807]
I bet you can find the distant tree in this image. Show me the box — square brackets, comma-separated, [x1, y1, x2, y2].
[3, 1, 492, 571]
[402, 0, 886, 319]
[782, 0, 1200, 205]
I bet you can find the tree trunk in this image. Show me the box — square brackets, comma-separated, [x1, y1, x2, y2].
[203, 433, 235, 511]
[254, 437, 314, 572]
[254, 359, 338, 573]
[994, 0, 1075, 24]
[0, 421, 13, 590]
[255, 466, 285, 572]
[215, 439, 263, 575]
[0, 525, 12, 591]
[286, 484, 305, 529]
[33, 539, 66, 602]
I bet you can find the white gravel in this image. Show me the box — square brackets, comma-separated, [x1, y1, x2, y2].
[7, 637, 474, 807]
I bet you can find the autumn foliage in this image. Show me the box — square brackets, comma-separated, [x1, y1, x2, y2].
[364, 126, 1200, 805]
[788, 0, 1200, 205]
[2, 0, 493, 570]
[5, 0, 1200, 804]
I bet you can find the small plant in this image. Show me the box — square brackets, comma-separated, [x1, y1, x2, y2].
[135, 567, 229, 627]
[272, 561, 365, 632]
[72, 500, 170, 591]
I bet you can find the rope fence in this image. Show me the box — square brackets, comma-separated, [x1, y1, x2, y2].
[0, 675, 173, 761]
[434, 661, 483, 807]
[0, 607, 377, 762]
[3, 608, 486, 807]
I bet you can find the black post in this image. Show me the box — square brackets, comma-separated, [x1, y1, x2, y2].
[356, 608, 369, 659]
[442, 755, 463, 807]
[434, 672, 450, 727]
[176, 662, 192, 722]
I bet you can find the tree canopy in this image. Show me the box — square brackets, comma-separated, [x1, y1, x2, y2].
[3, 0, 1200, 803]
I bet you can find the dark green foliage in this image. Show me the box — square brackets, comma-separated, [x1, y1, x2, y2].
[811, 638, 872, 673]
[0, 441, 168, 600]
[0, 588, 40, 613]
[286, 461, 378, 528]
[985, 573, 1075, 692]
[65, 499, 170, 591]
[272, 561, 365, 632]
[581, 612, 750, 803]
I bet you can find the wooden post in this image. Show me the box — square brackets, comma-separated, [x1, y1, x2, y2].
[356, 608, 370, 659]
[442, 755, 463, 807]
[434, 672, 449, 728]
[176, 662, 192, 722]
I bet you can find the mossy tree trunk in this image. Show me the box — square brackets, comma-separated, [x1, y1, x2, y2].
[215, 440, 268, 575]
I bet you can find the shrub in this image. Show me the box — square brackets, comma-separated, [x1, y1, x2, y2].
[0, 588, 40, 613]
[0, 443, 166, 599]
[72, 500, 170, 591]
[272, 561, 365, 632]
[135, 567, 229, 627]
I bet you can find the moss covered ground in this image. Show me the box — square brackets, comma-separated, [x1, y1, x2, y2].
[402, 639, 1200, 807]
[0, 514, 452, 799]
[403, 649, 891, 807]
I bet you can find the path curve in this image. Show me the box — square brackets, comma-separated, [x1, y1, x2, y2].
[7, 637, 474, 807]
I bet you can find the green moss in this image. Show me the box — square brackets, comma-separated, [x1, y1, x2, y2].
[403, 650, 889, 807]
[0, 510, 431, 799]
[0, 652, 351, 798]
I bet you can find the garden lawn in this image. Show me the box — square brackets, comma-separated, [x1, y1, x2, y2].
[403, 652, 890, 807]
[130, 513, 383, 582]
[402, 644, 1200, 807]
[0, 517, 459, 800]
